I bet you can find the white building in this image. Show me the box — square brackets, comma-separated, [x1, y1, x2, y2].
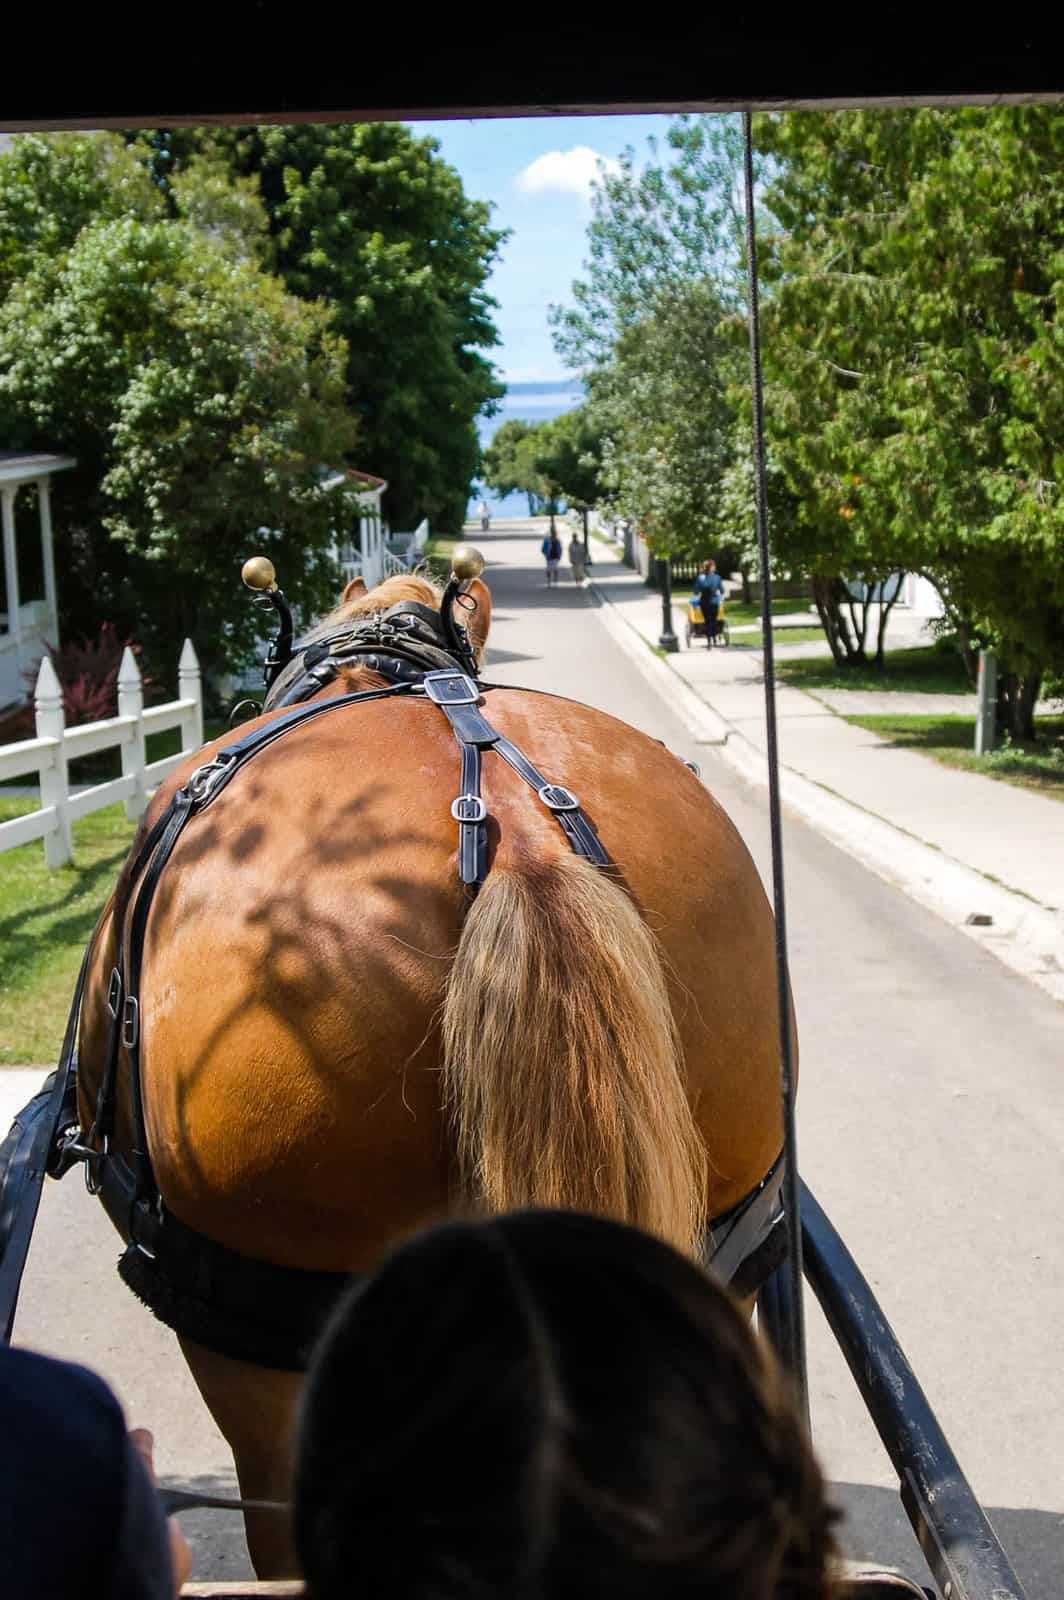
[1, 452, 75, 711]
[326, 467, 389, 590]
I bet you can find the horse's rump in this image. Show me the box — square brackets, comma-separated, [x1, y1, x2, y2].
[78, 685, 784, 1276]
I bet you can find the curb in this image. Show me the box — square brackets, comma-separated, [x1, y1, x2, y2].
[589, 578, 1064, 1004]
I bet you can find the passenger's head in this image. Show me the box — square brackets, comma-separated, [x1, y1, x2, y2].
[295, 1211, 835, 1600]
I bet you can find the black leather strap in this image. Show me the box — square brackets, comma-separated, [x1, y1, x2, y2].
[493, 735, 609, 866]
[452, 740, 487, 885]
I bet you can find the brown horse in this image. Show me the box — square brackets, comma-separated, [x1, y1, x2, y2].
[77, 568, 787, 1574]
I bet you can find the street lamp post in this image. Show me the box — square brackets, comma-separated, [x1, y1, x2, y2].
[658, 555, 679, 652]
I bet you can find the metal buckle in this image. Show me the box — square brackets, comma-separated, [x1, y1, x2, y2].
[451, 794, 487, 824]
[538, 784, 580, 813]
[187, 750, 236, 804]
[122, 996, 140, 1050]
[423, 670, 480, 706]
[107, 967, 123, 1020]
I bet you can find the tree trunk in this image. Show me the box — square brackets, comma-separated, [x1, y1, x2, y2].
[1000, 669, 1042, 741]
[740, 566, 753, 606]
[811, 573, 865, 666]
[874, 574, 905, 668]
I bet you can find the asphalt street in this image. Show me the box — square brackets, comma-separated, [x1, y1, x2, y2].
[4, 518, 1061, 1589]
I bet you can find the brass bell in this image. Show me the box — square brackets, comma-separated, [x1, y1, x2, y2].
[242, 555, 277, 592]
[451, 545, 485, 581]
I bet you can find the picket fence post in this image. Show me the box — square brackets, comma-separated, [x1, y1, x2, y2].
[178, 639, 204, 750]
[118, 645, 147, 819]
[34, 656, 72, 868]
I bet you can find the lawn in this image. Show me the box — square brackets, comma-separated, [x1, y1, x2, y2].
[847, 713, 1064, 801]
[0, 799, 138, 1065]
[776, 642, 971, 695]
[720, 597, 813, 629]
[698, 623, 826, 647]
[0, 718, 227, 1063]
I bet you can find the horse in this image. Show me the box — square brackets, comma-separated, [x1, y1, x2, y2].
[76, 563, 789, 1575]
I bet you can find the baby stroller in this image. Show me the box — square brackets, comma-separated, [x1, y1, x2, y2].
[684, 595, 729, 648]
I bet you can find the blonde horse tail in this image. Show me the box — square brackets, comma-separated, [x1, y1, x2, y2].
[441, 853, 707, 1255]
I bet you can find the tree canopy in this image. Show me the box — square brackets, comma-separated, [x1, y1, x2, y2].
[0, 133, 356, 680]
[757, 105, 1064, 719]
[188, 124, 507, 533]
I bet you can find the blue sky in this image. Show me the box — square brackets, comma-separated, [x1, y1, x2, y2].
[409, 116, 676, 385]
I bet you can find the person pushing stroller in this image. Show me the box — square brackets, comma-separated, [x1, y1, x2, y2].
[691, 559, 724, 644]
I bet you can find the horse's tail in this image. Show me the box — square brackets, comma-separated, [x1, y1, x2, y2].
[441, 854, 707, 1254]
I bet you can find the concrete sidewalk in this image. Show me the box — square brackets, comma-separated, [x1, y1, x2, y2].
[588, 542, 1064, 998]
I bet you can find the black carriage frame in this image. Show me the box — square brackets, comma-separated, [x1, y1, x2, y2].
[1, 23, 1054, 1600]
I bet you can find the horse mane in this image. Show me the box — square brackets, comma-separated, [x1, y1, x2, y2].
[324, 573, 443, 627]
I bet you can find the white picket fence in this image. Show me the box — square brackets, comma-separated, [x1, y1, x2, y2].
[0, 640, 204, 867]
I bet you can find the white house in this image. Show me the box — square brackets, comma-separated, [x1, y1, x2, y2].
[0, 452, 75, 711]
[326, 468, 389, 590]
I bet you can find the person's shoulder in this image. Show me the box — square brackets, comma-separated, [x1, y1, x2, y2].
[0, 1343, 119, 1425]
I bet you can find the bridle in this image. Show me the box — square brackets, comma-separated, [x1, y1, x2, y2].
[264, 595, 482, 709]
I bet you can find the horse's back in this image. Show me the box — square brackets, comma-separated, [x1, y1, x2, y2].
[82, 686, 783, 1270]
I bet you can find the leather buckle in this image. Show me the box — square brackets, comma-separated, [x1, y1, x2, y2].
[423, 670, 480, 706]
[107, 967, 123, 1020]
[538, 784, 580, 813]
[122, 996, 140, 1050]
[451, 794, 487, 824]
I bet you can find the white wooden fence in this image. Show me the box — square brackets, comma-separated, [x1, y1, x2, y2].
[0, 640, 204, 867]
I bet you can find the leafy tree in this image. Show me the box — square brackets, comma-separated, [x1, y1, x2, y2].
[759, 106, 1064, 722]
[0, 133, 163, 298]
[482, 419, 546, 515]
[0, 137, 356, 681]
[551, 115, 750, 370]
[188, 124, 507, 534]
[551, 118, 752, 567]
[587, 281, 736, 558]
[539, 405, 607, 537]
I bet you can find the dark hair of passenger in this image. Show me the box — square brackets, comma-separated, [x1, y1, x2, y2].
[294, 1210, 836, 1600]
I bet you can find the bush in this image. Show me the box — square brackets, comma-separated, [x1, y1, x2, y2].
[20, 622, 153, 728]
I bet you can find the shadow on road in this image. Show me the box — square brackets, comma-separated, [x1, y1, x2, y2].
[833, 1480, 1061, 1596]
[163, 1472, 255, 1582]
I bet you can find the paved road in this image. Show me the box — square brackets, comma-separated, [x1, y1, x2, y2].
[5, 518, 1062, 1589]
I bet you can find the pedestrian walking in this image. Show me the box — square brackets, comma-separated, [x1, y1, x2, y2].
[478, 500, 490, 532]
[542, 528, 563, 586]
[568, 533, 588, 586]
[691, 559, 724, 645]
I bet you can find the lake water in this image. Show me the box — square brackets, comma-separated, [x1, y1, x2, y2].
[469, 380, 585, 520]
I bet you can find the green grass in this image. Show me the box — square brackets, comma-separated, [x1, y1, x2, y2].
[776, 642, 971, 695]
[719, 597, 812, 629]
[695, 624, 825, 648]
[0, 719, 226, 1063]
[0, 800, 138, 1064]
[847, 712, 1064, 801]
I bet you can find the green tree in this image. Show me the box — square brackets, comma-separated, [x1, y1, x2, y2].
[0, 133, 163, 297]
[189, 124, 507, 534]
[759, 106, 1064, 721]
[539, 405, 607, 537]
[482, 420, 547, 516]
[551, 119, 751, 566]
[588, 281, 736, 558]
[0, 143, 356, 680]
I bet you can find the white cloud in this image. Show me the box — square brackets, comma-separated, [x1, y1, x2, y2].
[514, 146, 620, 203]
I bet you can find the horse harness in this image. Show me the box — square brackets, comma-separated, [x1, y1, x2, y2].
[0, 597, 786, 1369]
